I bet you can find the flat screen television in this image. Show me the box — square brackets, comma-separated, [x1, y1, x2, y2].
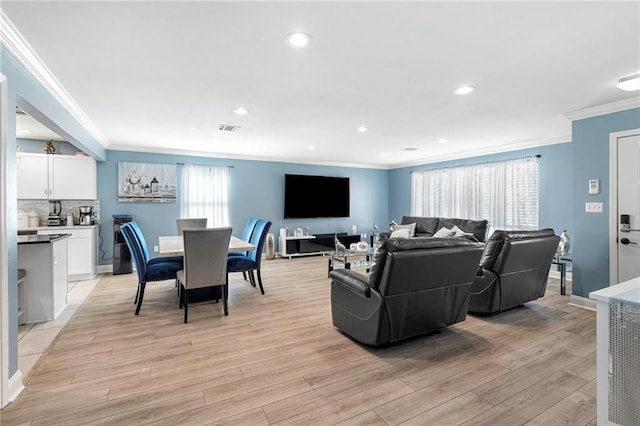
[284, 174, 350, 219]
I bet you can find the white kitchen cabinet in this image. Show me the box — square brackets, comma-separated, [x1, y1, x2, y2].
[17, 153, 97, 200]
[18, 236, 69, 323]
[38, 227, 97, 280]
[16, 153, 48, 199]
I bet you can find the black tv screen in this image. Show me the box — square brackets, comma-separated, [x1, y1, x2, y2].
[284, 174, 350, 218]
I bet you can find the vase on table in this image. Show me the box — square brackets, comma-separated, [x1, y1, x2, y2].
[558, 230, 570, 255]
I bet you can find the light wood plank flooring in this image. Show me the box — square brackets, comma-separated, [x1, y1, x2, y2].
[0, 255, 596, 425]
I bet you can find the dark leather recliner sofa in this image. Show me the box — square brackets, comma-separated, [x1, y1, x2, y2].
[468, 228, 560, 315]
[330, 238, 484, 346]
[392, 216, 490, 242]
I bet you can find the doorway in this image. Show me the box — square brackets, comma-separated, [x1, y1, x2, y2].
[609, 129, 640, 285]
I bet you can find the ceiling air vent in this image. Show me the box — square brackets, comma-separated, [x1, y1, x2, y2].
[403, 147, 419, 151]
[218, 124, 241, 132]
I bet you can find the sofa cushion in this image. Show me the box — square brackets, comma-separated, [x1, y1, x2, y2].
[479, 228, 557, 269]
[390, 228, 411, 239]
[391, 222, 416, 237]
[433, 227, 456, 238]
[438, 217, 489, 242]
[402, 216, 439, 236]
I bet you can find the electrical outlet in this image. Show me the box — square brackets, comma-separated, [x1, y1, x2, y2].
[585, 202, 603, 213]
[154, 245, 159, 252]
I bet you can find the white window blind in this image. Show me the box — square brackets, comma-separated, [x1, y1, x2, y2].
[411, 156, 538, 231]
[180, 164, 230, 227]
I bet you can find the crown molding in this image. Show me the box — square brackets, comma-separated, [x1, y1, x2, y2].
[564, 97, 640, 122]
[108, 144, 390, 170]
[0, 11, 108, 148]
[388, 135, 571, 169]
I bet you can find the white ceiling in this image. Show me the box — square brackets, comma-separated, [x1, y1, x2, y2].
[4, 1, 640, 168]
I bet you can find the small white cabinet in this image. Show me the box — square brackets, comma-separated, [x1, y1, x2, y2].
[17, 153, 97, 200]
[16, 153, 48, 199]
[38, 227, 97, 280]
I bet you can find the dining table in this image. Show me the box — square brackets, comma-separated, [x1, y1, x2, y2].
[158, 235, 255, 256]
[158, 234, 256, 303]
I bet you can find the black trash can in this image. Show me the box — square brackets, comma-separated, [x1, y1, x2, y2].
[113, 214, 134, 275]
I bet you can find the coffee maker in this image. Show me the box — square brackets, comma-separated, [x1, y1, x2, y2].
[79, 206, 93, 226]
[47, 200, 62, 226]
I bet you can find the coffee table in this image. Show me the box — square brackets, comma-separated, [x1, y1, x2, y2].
[327, 248, 375, 278]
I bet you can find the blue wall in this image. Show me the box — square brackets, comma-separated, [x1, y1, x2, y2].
[572, 107, 640, 298]
[97, 151, 389, 265]
[388, 142, 573, 239]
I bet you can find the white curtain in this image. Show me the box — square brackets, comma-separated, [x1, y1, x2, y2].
[181, 164, 230, 227]
[411, 157, 538, 232]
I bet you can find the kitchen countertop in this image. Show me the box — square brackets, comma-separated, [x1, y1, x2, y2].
[18, 224, 100, 231]
[18, 234, 71, 245]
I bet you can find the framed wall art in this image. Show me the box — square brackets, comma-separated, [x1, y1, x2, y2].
[118, 162, 176, 203]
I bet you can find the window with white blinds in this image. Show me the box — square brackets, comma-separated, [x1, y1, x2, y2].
[181, 164, 230, 227]
[411, 156, 539, 231]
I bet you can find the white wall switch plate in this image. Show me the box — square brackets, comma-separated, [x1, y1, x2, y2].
[585, 202, 603, 213]
[154, 245, 159, 252]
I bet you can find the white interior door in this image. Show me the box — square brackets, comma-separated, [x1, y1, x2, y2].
[614, 133, 640, 283]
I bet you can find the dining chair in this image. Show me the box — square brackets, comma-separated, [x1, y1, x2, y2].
[227, 218, 259, 257]
[120, 222, 183, 316]
[227, 219, 272, 294]
[176, 218, 208, 235]
[177, 227, 232, 323]
[228, 218, 259, 280]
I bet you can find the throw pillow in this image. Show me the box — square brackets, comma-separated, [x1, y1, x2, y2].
[390, 228, 411, 239]
[391, 223, 416, 237]
[451, 225, 479, 242]
[432, 227, 456, 238]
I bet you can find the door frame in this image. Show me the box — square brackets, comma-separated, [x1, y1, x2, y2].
[609, 128, 640, 285]
[0, 73, 8, 408]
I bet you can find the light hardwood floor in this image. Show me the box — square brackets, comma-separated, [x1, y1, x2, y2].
[0, 256, 596, 425]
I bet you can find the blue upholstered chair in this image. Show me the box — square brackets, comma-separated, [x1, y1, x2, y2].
[120, 222, 183, 315]
[227, 218, 259, 280]
[227, 218, 259, 257]
[227, 219, 272, 294]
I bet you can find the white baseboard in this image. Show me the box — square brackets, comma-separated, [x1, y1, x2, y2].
[97, 264, 113, 274]
[569, 295, 596, 311]
[7, 369, 25, 403]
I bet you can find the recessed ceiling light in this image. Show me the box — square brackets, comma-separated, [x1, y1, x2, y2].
[454, 85, 476, 95]
[233, 107, 249, 115]
[308, 146, 316, 150]
[380, 152, 386, 157]
[617, 73, 640, 91]
[286, 32, 312, 47]
[357, 126, 369, 133]
[437, 138, 448, 144]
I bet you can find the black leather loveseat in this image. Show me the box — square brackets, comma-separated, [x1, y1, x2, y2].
[330, 238, 484, 346]
[387, 216, 489, 242]
[468, 229, 560, 315]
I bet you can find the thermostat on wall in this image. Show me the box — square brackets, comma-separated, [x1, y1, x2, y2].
[589, 179, 600, 195]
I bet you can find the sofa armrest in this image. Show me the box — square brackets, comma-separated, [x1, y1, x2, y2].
[470, 269, 498, 295]
[329, 269, 371, 298]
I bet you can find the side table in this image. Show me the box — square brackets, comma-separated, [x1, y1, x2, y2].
[551, 253, 572, 295]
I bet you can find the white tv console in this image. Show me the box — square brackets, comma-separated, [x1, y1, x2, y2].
[279, 233, 361, 259]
